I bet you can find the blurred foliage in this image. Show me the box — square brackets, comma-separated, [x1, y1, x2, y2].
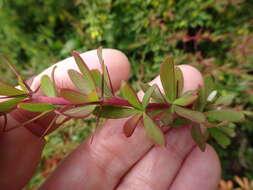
[0, 0, 253, 188]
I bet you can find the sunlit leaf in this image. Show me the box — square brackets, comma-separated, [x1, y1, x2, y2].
[175, 67, 184, 97]
[0, 97, 26, 113]
[191, 124, 208, 151]
[71, 51, 96, 92]
[173, 90, 198, 106]
[123, 114, 142, 137]
[18, 77, 29, 92]
[68, 69, 91, 94]
[63, 105, 96, 118]
[174, 105, 206, 123]
[143, 113, 165, 145]
[208, 128, 231, 148]
[18, 103, 55, 112]
[207, 90, 217, 102]
[41, 75, 57, 97]
[142, 85, 155, 109]
[214, 94, 235, 106]
[0, 81, 25, 96]
[95, 106, 139, 118]
[60, 89, 98, 104]
[121, 82, 142, 110]
[160, 56, 176, 101]
[205, 110, 245, 122]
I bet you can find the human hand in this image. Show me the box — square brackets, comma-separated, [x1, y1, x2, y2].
[0, 49, 221, 190]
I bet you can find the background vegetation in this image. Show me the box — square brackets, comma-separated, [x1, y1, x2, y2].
[0, 0, 253, 189]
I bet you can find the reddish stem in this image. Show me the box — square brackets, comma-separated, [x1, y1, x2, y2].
[30, 95, 169, 110]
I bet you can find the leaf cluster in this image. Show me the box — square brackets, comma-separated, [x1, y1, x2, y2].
[0, 48, 246, 151]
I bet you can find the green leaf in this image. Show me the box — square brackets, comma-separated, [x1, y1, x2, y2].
[160, 56, 176, 101]
[97, 47, 113, 97]
[143, 113, 165, 146]
[60, 89, 98, 104]
[208, 128, 231, 148]
[204, 75, 214, 99]
[0, 97, 26, 113]
[214, 94, 235, 106]
[0, 81, 25, 96]
[159, 110, 174, 126]
[205, 110, 245, 122]
[142, 85, 155, 109]
[174, 105, 206, 123]
[191, 124, 208, 152]
[71, 51, 96, 92]
[90, 69, 112, 97]
[175, 67, 184, 97]
[123, 114, 142, 137]
[195, 85, 206, 111]
[41, 75, 57, 97]
[140, 83, 166, 103]
[95, 106, 139, 118]
[121, 82, 142, 110]
[170, 117, 190, 127]
[63, 105, 96, 118]
[219, 124, 236, 137]
[173, 90, 198, 106]
[18, 77, 29, 93]
[18, 103, 55, 112]
[68, 69, 91, 94]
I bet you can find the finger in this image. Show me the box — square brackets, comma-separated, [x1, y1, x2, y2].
[41, 65, 203, 190]
[116, 125, 196, 190]
[0, 49, 130, 190]
[169, 145, 221, 190]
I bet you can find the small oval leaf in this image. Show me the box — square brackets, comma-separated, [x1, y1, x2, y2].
[0, 97, 26, 113]
[95, 106, 139, 119]
[123, 114, 142, 137]
[63, 105, 96, 118]
[143, 113, 165, 146]
[160, 56, 176, 101]
[41, 75, 57, 97]
[0, 81, 25, 96]
[18, 103, 55, 112]
[174, 105, 206, 123]
[205, 110, 245, 122]
[173, 90, 198, 106]
[121, 82, 142, 110]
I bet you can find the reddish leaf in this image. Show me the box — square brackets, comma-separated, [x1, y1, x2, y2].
[123, 114, 142, 137]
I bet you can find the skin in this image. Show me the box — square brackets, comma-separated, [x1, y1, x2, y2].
[0, 49, 221, 190]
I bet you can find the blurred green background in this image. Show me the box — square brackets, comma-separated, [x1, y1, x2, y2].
[0, 0, 253, 189]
